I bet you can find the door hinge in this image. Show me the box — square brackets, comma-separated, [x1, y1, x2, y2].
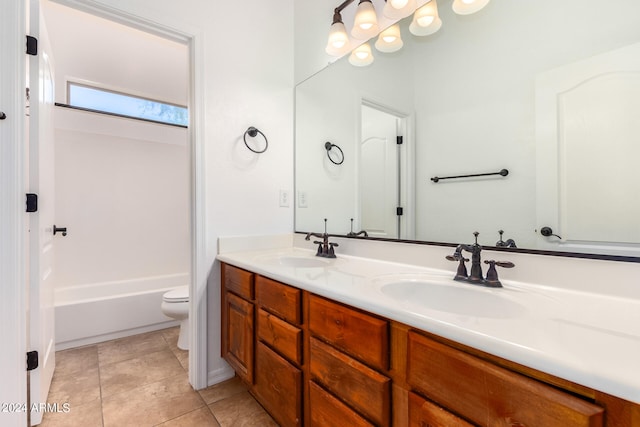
[396, 136, 403, 145]
[397, 207, 404, 216]
[26, 36, 38, 56]
[26, 193, 38, 212]
[26, 351, 38, 371]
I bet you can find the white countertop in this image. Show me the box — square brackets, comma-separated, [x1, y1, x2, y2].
[216, 236, 640, 404]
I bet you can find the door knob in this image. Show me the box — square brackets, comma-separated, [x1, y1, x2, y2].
[53, 225, 67, 236]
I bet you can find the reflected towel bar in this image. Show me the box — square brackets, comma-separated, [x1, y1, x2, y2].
[431, 168, 509, 183]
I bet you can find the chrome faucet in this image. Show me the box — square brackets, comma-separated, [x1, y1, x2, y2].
[446, 231, 514, 287]
[305, 218, 339, 258]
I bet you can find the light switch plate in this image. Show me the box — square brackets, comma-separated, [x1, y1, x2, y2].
[298, 191, 308, 208]
[279, 190, 290, 207]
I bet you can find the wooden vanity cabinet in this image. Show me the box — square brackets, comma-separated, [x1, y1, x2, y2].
[254, 276, 304, 427]
[221, 262, 640, 427]
[221, 264, 255, 384]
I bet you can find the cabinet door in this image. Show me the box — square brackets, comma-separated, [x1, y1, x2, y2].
[256, 275, 302, 325]
[257, 308, 302, 366]
[310, 337, 391, 426]
[254, 341, 302, 427]
[408, 392, 473, 427]
[309, 294, 389, 371]
[309, 381, 374, 427]
[224, 291, 254, 383]
[407, 331, 604, 427]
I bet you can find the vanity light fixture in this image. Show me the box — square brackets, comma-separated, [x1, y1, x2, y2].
[325, 10, 351, 56]
[349, 42, 375, 66]
[409, 0, 442, 36]
[383, 0, 417, 20]
[375, 24, 403, 53]
[326, 0, 491, 64]
[352, 0, 380, 40]
[452, 0, 490, 15]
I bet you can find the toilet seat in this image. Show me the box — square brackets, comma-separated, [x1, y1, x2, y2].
[163, 286, 189, 303]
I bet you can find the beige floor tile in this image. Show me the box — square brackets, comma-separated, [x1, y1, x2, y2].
[98, 330, 169, 366]
[198, 376, 248, 405]
[100, 349, 185, 397]
[54, 345, 99, 377]
[48, 366, 101, 407]
[155, 406, 220, 427]
[161, 327, 189, 372]
[39, 399, 103, 427]
[102, 374, 204, 427]
[208, 391, 278, 427]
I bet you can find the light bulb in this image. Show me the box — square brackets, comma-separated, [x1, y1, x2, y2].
[391, 0, 409, 8]
[325, 11, 350, 57]
[375, 24, 403, 53]
[410, 0, 442, 36]
[417, 15, 435, 27]
[352, 0, 379, 39]
[452, 0, 490, 15]
[382, 0, 416, 20]
[349, 43, 374, 66]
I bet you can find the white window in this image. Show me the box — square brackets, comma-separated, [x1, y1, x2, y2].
[66, 82, 188, 127]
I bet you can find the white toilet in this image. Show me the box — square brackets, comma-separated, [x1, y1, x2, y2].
[161, 286, 189, 350]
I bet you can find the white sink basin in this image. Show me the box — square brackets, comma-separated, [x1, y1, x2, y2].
[376, 275, 527, 318]
[255, 252, 334, 268]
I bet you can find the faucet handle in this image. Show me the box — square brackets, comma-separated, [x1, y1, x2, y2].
[494, 261, 515, 268]
[446, 253, 469, 281]
[482, 260, 514, 287]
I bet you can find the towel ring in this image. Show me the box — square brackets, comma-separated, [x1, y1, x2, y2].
[325, 141, 344, 165]
[243, 126, 268, 153]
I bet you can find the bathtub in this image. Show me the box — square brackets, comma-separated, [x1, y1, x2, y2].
[54, 273, 188, 350]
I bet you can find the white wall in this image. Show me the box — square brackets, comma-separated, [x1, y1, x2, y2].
[63, 0, 295, 383]
[53, 108, 189, 288]
[43, 1, 188, 105]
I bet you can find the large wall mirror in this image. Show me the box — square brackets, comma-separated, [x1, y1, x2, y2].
[295, 0, 640, 259]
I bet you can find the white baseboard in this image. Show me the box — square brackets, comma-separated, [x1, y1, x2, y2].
[207, 365, 235, 388]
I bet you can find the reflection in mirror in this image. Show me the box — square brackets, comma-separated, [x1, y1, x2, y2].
[295, 0, 640, 259]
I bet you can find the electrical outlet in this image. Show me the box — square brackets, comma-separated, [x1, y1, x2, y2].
[279, 190, 290, 207]
[298, 191, 308, 208]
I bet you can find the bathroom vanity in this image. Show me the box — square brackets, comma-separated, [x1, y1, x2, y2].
[218, 237, 640, 427]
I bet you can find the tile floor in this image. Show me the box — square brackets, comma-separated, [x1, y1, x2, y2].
[40, 327, 278, 427]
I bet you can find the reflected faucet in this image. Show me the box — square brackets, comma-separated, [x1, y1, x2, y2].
[496, 230, 517, 248]
[446, 231, 515, 287]
[347, 218, 368, 237]
[305, 218, 339, 258]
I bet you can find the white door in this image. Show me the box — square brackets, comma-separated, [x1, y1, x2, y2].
[536, 41, 640, 257]
[28, 1, 56, 424]
[360, 104, 402, 238]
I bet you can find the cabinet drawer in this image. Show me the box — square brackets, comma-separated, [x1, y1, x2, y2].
[407, 331, 604, 427]
[309, 381, 374, 427]
[254, 341, 302, 427]
[257, 308, 302, 366]
[224, 292, 254, 384]
[222, 263, 254, 300]
[310, 337, 391, 427]
[408, 392, 473, 427]
[309, 294, 389, 371]
[256, 276, 301, 325]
